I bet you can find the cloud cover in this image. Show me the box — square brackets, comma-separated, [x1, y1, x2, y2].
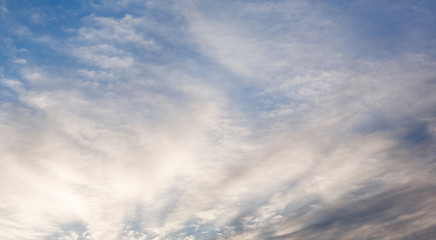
[1, 0, 436, 239]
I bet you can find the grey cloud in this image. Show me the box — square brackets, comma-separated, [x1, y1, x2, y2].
[270, 184, 436, 240]
[401, 224, 436, 240]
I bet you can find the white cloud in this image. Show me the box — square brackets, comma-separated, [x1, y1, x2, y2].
[12, 58, 27, 64]
[78, 15, 156, 48]
[181, 1, 346, 84]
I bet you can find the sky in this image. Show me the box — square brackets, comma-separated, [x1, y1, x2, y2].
[0, 0, 436, 239]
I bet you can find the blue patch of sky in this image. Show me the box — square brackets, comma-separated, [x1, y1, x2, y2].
[1, 1, 87, 69]
[5, 1, 91, 29]
[317, 0, 436, 59]
[354, 111, 392, 134]
[400, 118, 434, 145]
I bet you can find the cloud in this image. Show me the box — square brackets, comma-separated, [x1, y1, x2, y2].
[0, 0, 436, 240]
[181, 1, 347, 83]
[271, 184, 436, 240]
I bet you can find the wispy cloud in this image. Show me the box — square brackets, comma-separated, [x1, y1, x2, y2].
[0, 0, 7, 14]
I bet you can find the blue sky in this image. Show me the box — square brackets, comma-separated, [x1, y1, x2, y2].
[1, 1, 436, 239]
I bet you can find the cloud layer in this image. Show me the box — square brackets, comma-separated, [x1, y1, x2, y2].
[1, 0, 436, 239]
